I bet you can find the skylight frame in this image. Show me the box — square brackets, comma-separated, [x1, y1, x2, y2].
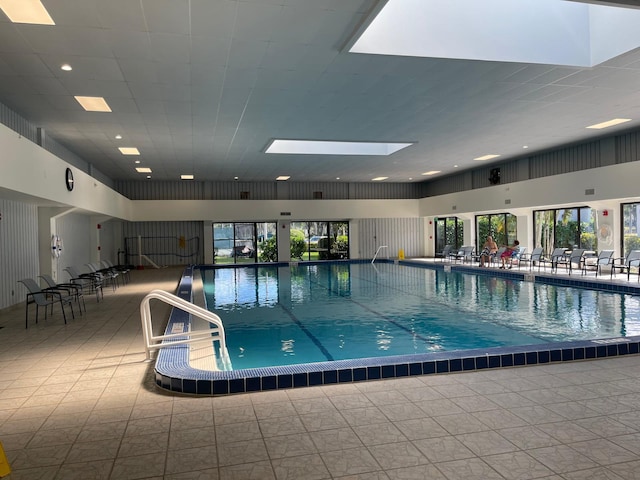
[265, 139, 413, 156]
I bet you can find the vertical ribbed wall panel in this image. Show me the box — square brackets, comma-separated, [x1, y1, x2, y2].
[0, 102, 38, 143]
[0, 199, 39, 309]
[43, 137, 90, 173]
[616, 132, 640, 164]
[421, 172, 470, 197]
[209, 181, 277, 200]
[529, 142, 600, 179]
[357, 218, 424, 259]
[122, 221, 204, 265]
[348, 182, 419, 199]
[55, 213, 92, 280]
[287, 182, 350, 200]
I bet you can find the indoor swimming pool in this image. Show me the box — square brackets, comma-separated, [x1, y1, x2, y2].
[201, 262, 640, 370]
[154, 261, 640, 395]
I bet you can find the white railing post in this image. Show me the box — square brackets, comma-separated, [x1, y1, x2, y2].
[372, 245, 388, 264]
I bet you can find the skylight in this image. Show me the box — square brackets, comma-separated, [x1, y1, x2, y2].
[349, 0, 640, 68]
[266, 140, 413, 156]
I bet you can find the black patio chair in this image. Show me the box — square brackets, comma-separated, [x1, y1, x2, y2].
[18, 278, 75, 329]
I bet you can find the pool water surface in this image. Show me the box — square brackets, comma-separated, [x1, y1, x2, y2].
[201, 262, 640, 371]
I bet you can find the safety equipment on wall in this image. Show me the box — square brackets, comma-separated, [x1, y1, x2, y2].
[51, 235, 63, 258]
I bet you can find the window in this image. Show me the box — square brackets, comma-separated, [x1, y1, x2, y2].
[434, 217, 463, 253]
[533, 207, 596, 255]
[476, 213, 517, 251]
[622, 203, 640, 256]
[213, 222, 277, 264]
[290, 221, 349, 261]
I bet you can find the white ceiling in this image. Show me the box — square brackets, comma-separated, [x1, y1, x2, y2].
[1, 0, 639, 183]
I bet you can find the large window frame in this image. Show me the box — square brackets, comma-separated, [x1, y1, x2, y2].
[434, 217, 463, 253]
[533, 207, 596, 255]
[290, 221, 350, 261]
[213, 222, 278, 264]
[475, 213, 517, 251]
[622, 202, 640, 256]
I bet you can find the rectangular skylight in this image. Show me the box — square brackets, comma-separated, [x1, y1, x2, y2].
[74, 96, 112, 112]
[586, 118, 632, 129]
[474, 154, 501, 161]
[0, 0, 55, 25]
[422, 170, 441, 176]
[180, 174, 194, 180]
[266, 139, 413, 156]
[276, 176, 290, 181]
[119, 147, 140, 155]
[135, 167, 152, 173]
[372, 177, 388, 181]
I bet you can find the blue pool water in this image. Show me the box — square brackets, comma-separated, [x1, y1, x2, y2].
[201, 263, 640, 370]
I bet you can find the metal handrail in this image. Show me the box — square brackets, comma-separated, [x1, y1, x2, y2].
[372, 245, 388, 264]
[140, 289, 231, 369]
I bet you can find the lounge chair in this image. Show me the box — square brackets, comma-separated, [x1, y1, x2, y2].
[103, 260, 131, 284]
[18, 278, 75, 328]
[86, 262, 119, 290]
[563, 248, 586, 274]
[519, 247, 543, 271]
[435, 245, 452, 261]
[549, 248, 568, 272]
[65, 266, 104, 301]
[611, 250, 640, 281]
[39, 274, 86, 314]
[585, 250, 614, 277]
[451, 245, 475, 264]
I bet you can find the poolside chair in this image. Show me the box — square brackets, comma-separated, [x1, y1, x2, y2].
[519, 247, 544, 271]
[611, 250, 640, 281]
[86, 262, 119, 290]
[435, 245, 452, 261]
[564, 248, 586, 275]
[103, 259, 130, 284]
[65, 266, 104, 301]
[549, 248, 568, 272]
[586, 250, 614, 277]
[39, 274, 86, 314]
[18, 278, 75, 329]
[451, 245, 475, 264]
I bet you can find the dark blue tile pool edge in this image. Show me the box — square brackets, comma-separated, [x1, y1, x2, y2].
[154, 266, 640, 396]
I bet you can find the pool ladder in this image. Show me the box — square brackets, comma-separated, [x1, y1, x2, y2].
[140, 289, 231, 369]
[372, 245, 388, 264]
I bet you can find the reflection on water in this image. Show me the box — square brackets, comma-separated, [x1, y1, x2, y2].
[200, 263, 640, 370]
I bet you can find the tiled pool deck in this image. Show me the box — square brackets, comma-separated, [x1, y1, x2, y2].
[5, 265, 640, 478]
[155, 260, 640, 396]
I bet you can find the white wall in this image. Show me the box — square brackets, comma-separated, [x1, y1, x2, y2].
[0, 199, 39, 309]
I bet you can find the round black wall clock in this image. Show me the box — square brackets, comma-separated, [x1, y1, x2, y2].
[65, 168, 74, 191]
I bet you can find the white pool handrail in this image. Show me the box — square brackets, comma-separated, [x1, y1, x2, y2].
[140, 289, 231, 369]
[372, 245, 388, 264]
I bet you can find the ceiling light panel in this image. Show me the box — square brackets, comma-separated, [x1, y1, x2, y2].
[0, 0, 55, 25]
[74, 96, 112, 112]
[422, 171, 441, 176]
[136, 167, 152, 173]
[276, 176, 290, 181]
[372, 177, 388, 181]
[266, 139, 413, 156]
[181, 174, 194, 180]
[474, 154, 501, 161]
[119, 147, 140, 155]
[586, 118, 631, 129]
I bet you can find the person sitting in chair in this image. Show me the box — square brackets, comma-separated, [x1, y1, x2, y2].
[500, 240, 520, 269]
[479, 235, 498, 267]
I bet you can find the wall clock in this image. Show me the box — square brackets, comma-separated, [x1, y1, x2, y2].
[65, 168, 74, 191]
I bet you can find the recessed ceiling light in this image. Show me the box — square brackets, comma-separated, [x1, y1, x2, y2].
[0, 0, 55, 25]
[134, 160, 141, 164]
[409, 177, 413, 180]
[74, 96, 112, 112]
[372, 177, 388, 181]
[276, 176, 290, 181]
[115, 134, 122, 140]
[454, 165, 458, 168]
[422, 170, 441, 176]
[523, 145, 529, 149]
[266, 139, 413, 156]
[146, 175, 151, 179]
[474, 154, 500, 161]
[60, 64, 72, 72]
[336, 177, 340, 180]
[234, 176, 239, 180]
[181, 174, 194, 180]
[119, 147, 140, 155]
[136, 167, 152, 173]
[586, 118, 632, 129]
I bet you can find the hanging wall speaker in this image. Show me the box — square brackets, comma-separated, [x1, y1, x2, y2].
[489, 168, 501, 185]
